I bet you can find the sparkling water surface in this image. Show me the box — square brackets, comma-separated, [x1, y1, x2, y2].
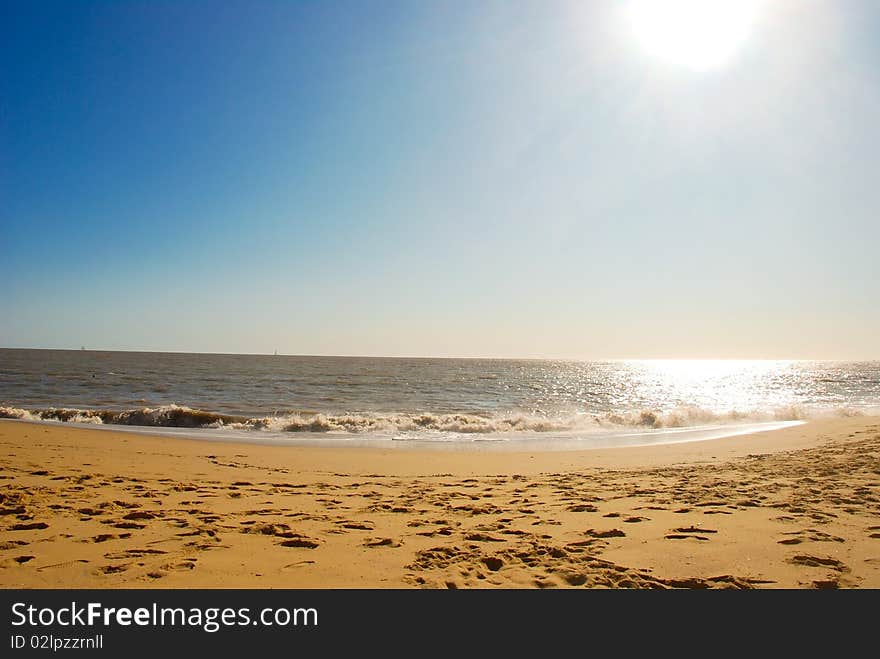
[1, 349, 878, 446]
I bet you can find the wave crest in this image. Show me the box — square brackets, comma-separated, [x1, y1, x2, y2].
[0, 404, 244, 428]
[1, 402, 863, 435]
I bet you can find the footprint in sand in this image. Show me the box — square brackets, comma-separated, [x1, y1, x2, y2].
[0, 555, 36, 567]
[788, 555, 849, 572]
[567, 504, 599, 513]
[464, 533, 504, 543]
[104, 549, 167, 559]
[416, 527, 455, 537]
[584, 529, 626, 538]
[9, 522, 48, 531]
[91, 533, 131, 543]
[242, 523, 294, 537]
[481, 556, 503, 572]
[778, 529, 845, 545]
[0, 540, 29, 550]
[122, 511, 157, 521]
[113, 500, 142, 509]
[1, 506, 27, 516]
[563, 572, 588, 586]
[111, 521, 146, 530]
[77, 507, 106, 517]
[339, 521, 375, 531]
[99, 563, 130, 575]
[812, 579, 840, 589]
[673, 526, 718, 534]
[279, 538, 320, 549]
[363, 537, 402, 548]
[778, 536, 803, 545]
[585, 528, 626, 538]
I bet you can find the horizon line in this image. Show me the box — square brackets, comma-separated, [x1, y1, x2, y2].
[0, 346, 877, 362]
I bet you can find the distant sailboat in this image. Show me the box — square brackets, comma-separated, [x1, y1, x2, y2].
[274, 349, 278, 356]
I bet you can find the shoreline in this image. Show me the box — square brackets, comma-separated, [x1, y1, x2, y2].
[0, 416, 807, 454]
[1, 416, 878, 588]
[0, 416, 843, 472]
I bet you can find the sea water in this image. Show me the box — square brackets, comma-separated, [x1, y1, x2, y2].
[1, 349, 878, 449]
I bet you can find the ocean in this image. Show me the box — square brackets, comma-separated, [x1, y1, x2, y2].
[1, 349, 878, 449]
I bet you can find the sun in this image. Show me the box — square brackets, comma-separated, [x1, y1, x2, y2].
[626, 0, 762, 71]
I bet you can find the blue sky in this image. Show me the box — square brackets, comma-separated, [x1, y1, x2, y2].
[2, 1, 878, 358]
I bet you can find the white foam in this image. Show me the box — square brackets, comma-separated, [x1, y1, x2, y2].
[2, 415, 805, 452]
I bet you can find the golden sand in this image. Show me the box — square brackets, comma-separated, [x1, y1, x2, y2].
[1, 417, 878, 588]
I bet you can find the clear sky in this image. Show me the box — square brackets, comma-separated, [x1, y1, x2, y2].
[2, 1, 878, 359]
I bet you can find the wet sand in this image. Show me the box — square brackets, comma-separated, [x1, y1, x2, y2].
[1, 417, 878, 588]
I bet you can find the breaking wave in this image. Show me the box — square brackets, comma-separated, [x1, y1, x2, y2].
[0, 405, 243, 427]
[0, 403, 864, 435]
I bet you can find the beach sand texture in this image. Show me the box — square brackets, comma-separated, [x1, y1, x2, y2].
[1, 417, 878, 589]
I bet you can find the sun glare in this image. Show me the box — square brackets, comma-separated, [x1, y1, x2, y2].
[626, 0, 762, 71]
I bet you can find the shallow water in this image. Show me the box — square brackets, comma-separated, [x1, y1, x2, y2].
[1, 349, 877, 446]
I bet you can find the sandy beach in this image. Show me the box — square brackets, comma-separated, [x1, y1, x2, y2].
[1, 417, 878, 589]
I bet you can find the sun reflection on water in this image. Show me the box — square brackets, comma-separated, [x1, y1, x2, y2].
[621, 360, 813, 417]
